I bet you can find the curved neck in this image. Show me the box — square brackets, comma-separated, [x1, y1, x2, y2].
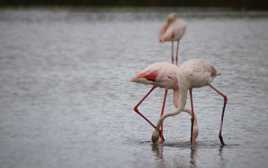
[156, 86, 188, 129]
[160, 22, 169, 37]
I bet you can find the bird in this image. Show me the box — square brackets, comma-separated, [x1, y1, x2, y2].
[159, 13, 190, 143]
[131, 62, 192, 143]
[131, 59, 228, 145]
[159, 13, 186, 65]
[131, 13, 187, 144]
[147, 13, 188, 143]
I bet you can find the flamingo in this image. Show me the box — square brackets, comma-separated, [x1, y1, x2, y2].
[133, 13, 187, 143]
[131, 62, 196, 143]
[131, 59, 228, 145]
[159, 13, 186, 65]
[159, 13, 191, 143]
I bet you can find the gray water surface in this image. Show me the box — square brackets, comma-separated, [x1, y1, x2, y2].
[0, 8, 268, 168]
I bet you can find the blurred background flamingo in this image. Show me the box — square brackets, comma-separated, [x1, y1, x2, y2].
[159, 13, 186, 65]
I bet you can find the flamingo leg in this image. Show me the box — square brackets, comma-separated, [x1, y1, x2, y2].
[175, 40, 180, 65]
[171, 40, 174, 64]
[208, 84, 228, 146]
[189, 88, 198, 145]
[133, 86, 158, 129]
[159, 89, 168, 143]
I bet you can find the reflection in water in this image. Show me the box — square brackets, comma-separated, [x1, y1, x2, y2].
[1, 8, 268, 168]
[151, 144, 167, 168]
[218, 145, 226, 168]
[190, 146, 197, 168]
[151, 143, 226, 168]
[151, 144, 164, 159]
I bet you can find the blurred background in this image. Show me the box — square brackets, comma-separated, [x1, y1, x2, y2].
[0, 0, 267, 10]
[1, 1, 268, 168]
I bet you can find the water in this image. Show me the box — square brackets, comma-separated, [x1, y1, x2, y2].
[0, 8, 268, 168]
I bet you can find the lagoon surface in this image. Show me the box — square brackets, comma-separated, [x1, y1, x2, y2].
[0, 8, 268, 168]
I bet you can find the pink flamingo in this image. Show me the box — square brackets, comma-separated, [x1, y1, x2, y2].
[133, 13, 187, 143]
[159, 13, 186, 65]
[132, 62, 195, 143]
[158, 13, 187, 140]
[131, 59, 228, 145]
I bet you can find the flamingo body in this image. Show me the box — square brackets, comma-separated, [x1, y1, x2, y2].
[131, 59, 219, 90]
[160, 18, 186, 43]
[159, 13, 186, 65]
[131, 62, 180, 90]
[180, 59, 220, 88]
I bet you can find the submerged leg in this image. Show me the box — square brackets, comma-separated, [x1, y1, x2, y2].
[152, 88, 188, 143]
[208, 84, 228, 146]
[133, 86, 157, 129]
[159, 89, 168, 143]
[189, 88, 198, 145]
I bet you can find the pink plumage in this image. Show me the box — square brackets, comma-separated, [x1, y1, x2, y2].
[159, 13, 186, 65]
[131, 59, 219, 90]
[131, 13, 227, 145]
[131, 59, 227, 145]
[159, 13, 186, 43]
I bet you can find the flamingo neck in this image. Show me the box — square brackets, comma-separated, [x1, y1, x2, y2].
[155, 85, 188, 130]
[160, 22, 169, 38]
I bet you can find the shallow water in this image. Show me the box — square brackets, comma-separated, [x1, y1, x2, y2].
[0, 8, 268, 168]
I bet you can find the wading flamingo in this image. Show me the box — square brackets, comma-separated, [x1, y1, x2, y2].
[133, 13, 187, 143]
[131, 59, 228, 145]
[131, 62, 196, 143]
[159, 13, 196, 143]
[159, 13, 186, 65]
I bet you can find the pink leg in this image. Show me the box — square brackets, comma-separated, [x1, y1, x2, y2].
[133, 86, 158, 129]
[171, 41, 174, 64]
[189, 88, 198, 145]
[208, 84, 228, 146]
[175, 40, 180, 65]
[159, 89, 168, 143]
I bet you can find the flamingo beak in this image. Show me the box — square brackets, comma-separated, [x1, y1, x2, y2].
[129, 72, 145, 83]
[129, 76, 138, 82]
[130, 71, 158, 84]
[129, 74, 145, 83]
[129, 76, 151, 84]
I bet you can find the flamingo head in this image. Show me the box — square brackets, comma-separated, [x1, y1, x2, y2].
[166, 13, 177, 24]
[130, 71, 158, 85]
[151, 128, 160, 144]
[159, 36, 167, 43]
